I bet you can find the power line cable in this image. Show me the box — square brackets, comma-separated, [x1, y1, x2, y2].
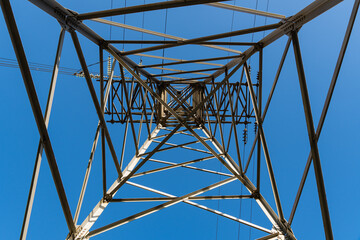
[161, 4, 169, 80]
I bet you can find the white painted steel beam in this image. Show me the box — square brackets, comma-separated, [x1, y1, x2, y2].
[75, 127, 160, 239]
[207, 2, 285, 19]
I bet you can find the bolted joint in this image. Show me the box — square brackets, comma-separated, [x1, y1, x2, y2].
[66, 232, 75, 240]
[99, 40, 109, 49]
[104, 194, 113, 202]
[255, 42, 264, 51]
[252, 190, 260, 199]
[55, 8, 82, 32]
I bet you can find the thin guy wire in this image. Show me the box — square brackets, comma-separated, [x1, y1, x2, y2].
[237, 137, 246, 239]
[249, 0, 259, 66]
[161, 5, 169, 79]
[122, 0, 127, 51]
[140, 0, 146, 64]
[263, 0, 270, 38]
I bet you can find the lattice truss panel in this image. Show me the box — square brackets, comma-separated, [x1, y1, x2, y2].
[1, 0, 359, 239]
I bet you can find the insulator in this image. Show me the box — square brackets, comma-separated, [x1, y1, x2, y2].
[256, 71, 260, 81]
[248, 65, 251, 74]
[107, 56, 111, 76]
[254, 122, 258, 133]
[243, 126, 248, 144]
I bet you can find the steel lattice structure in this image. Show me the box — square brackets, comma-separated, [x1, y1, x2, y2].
[1, 0, 359, 239]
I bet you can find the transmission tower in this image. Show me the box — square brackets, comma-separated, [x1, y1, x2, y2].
[1, 0, 359, 239]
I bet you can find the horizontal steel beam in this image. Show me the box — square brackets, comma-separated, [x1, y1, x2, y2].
[151, 67, 222, 77]
[77, 0, 230, 20]
[29, 0, 161, 84]
[86, 177, 237, 237]
[108, 40, 257, 46]
[150, 66, 212, 76]
[138, 55, 237, 69]
[132, 156, 216, 177]
[111, 195, 252, 202]
[135, 53, 225, 66]
[92, 18, 241, 54]
[207, 2, 285, 19]
[208, 0, 343, 81]
[122, 23, 281, 55]
[126, 181, 272, 234]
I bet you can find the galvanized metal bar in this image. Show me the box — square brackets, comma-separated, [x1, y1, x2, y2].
[76, 127, 160, 238]
[138, 85, 151, 137]
[289, 0, 359, 225]
[151, 72, 246, 181]
[86, 177, 237, 237]
[292, 31, 333, 240]
[111, 195, 252, 202]
[262, 37, 291, 118]
[147, 139, 212, 155]
[108, 47, 238, 155]
[257, 48, 263, 191]
[108, 40, 256, 46]
[132, 156, 216, 177]
[19, 0, 332, 238]
[93, 18, 241, 54]
[210, 80, 227, 153]
[100, 46, 107, 197]
[139, 55, 236, 68]
[255, 233, 280, 240]
[204, 97, 214, 138]
[152, 66, 212, 76]
[73, 59, 116, 225]
[1, 0, 76, 234]
[140, 157, 233, 177]
[105, 52, 292, 237]
[119, 64, 139, 156]
[122, 128, 161, 176]
[29, 0, 161, 85]
[135, 53, 227, 66]
[20, 28, 65, 240]
[151, 67, 222, 77]
[120, 118, 129, 169]
[122, 23, 281, 56]
[163, 128, 194, 137]
[126, 181, 273, 234]
[202, 128, 242, 177]
[244, 38, 291, 174]
[244, 63, 285, 221]
[207, 0, 343, 82]
[70, 30, 123, 178]
[78, 0, 231, 20]
[207, 2, 285, 19]
[224, 79, 243, 170]
[151, 131, 187, 140]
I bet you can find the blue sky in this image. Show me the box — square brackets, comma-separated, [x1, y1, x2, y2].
[1, 0, 360, 239]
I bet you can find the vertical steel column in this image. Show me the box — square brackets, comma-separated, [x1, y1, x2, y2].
[257, 47, 263, 191]
[291, 31, 333, 240]
[73, 59, 116, 225]
[20, 28, 65, 240]
[70, 30, 122, 178]
[0, 0, 76, 234]
[100, 46, 107, 197]
[289, 0, 360, 224]
[244, 63, 284, 221]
